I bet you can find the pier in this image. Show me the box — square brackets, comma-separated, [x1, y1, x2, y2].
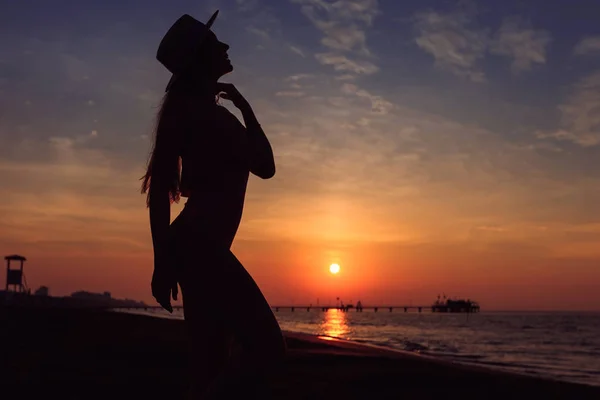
[270, 305, 429, 313]
[113, 303, 479, 313]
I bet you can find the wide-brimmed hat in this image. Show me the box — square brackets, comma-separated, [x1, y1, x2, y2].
[157, 10, 219, 92]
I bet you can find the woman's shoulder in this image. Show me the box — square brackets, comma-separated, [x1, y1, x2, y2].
[215, 105, 246, 129]
[177, 101, 245, 137]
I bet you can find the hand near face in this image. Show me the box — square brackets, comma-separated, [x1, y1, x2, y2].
[217, 82, 249, 110]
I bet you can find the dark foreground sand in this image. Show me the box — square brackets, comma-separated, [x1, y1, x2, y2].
[1, 305, 599, 399]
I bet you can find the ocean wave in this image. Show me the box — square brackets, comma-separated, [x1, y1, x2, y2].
[126, 309, 600, 387]
[402, 341, 429, 352]
[431, 352, 486, 361]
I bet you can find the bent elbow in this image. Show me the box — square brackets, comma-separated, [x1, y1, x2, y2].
[252, 164, 276, 179]
[258, 167, 276, 180]
[262, 168, 276, 179]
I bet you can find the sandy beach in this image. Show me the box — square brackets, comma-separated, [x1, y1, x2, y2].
[1, 305, 599, 399]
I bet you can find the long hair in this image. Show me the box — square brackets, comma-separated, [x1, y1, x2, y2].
[140, 79, 220, 207]
[140, 89, 186, 207]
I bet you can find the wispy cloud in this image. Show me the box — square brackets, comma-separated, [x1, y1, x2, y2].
[289, 45, 306, 57]
[236, 0, 259, 12]
[246, 26, 271, 40]
[536, 70, 600, 147]
[275, 91, 305, 97]
[413, 11, 550, 79]
[292, 0, 378, 55]
[292, 0, 380, 79]
[574, 36, 600, 56]
[289, 1, 389, 112]
[413, 10, 488, 82]
[250, 86, 600, 254]
[334, 74, 356, 81]
[341, 83, 393, 114]
[3, 0, 600, 306]
[49, 130, 99, 151]
[285, 73, 314, 82]
[0, 136, 143, 245]
[315, 52, 379, 74]
[490, 17, 551, 74]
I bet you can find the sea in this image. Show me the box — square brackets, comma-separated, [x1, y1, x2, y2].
[120, 308, 600, 387]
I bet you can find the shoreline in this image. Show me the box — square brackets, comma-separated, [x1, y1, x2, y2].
[117, 307, 600, 388]
[2, 304, 600, 399]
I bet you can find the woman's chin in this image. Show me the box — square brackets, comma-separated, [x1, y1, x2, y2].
[219, 65, 234, 78]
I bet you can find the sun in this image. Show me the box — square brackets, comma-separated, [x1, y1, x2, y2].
[329, 263, 340, 274]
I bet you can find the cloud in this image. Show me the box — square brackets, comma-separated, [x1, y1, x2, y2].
[341, 83, 393, 114]
[285, 73, 314, 82]
[292, 0, 378, 54]
[312, 0, 379, 25]
[49, 137, 75, 152]
[275, 91, 305, 97]
[247, 85, 600, 251]
[574, 36, 600, 56]
[413, 10, 488, 82]
[475, 224, 506, 232]
[236, 0, 259, 12]
[233, 0, 284, 48]
[246, 26, 271, 40]
[0, 133, 148, 255]
[413, 11, 550, 79]
[490, 17, 551, 73]
[335, 74, 356, 80]
[291, 0, 383, 115]
[280, 74, 315, 92]
[292, 0, 379, 75]
[321, 25, 369, 54]
[315, 52, 379, 74]
[535, 71, 600, 147]
[48, 129, 98, 154]
[289, 45, 306, 57]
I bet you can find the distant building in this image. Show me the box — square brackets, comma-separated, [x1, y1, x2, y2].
[67, 290, 146, 308]
[34, 286, 49, 296]
[70, 290, 112, 300]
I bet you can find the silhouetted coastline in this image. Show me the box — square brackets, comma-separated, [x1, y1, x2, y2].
[0, 289, 146, 309]
[1, 304, 599, 399]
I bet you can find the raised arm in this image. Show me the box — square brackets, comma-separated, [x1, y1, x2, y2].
[217, 82, 276, 179]
[239, 102, 276, 179]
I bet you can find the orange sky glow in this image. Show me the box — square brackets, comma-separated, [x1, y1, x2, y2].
[1, 1, 600, 311]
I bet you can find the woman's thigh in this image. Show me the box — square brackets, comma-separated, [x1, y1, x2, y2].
[179, 247, 285, 363]
[220, 251, 285, 353]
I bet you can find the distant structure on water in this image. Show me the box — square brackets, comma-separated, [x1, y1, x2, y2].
[271, 295, 480, 313]
[431, 294, 480, 313]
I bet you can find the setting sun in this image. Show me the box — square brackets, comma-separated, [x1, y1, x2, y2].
[329, 263, 340, 274]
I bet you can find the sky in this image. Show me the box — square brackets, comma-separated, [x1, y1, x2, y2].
[1, 0, 599, 310]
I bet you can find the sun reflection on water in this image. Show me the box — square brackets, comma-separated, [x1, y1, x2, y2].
[319, 309, 351, 339]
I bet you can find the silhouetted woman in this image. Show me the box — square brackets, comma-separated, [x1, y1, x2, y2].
[141, 11, 286, 398]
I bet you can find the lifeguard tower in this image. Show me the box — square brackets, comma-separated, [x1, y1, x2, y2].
[5, 254, 28, 293]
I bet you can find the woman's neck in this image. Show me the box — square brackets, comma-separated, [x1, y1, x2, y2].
[194, 79, 218, 97]
[176, 75, 218, 102]
[192, 79, 217, 100]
